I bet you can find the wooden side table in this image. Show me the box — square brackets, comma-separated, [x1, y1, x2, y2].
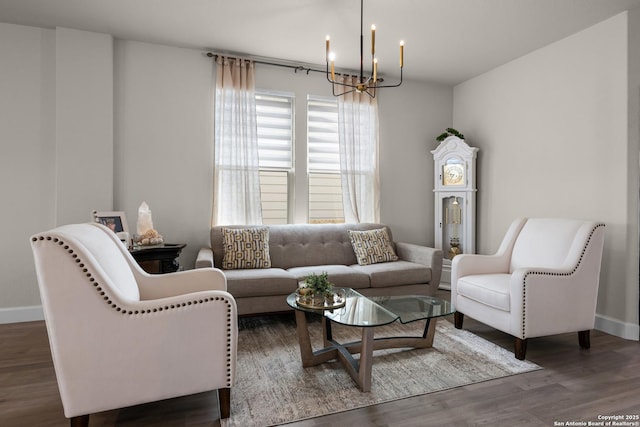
[130, 244, 186, 274]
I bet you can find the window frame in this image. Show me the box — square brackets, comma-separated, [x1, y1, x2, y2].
[255, 89, 295, 224]
[307, 95, 344, 224]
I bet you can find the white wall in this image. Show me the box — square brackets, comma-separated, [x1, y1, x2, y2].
[114, 41, 215, 267]
[0, 24, 55, 315]
[0, 24, 113, 317]
[55, 28, 114, 225]
[379, 80, 452, 245]
[453, 13, 638, 339]
[629, 4, 640, 336]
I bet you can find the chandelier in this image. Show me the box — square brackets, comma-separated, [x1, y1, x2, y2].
[325, 0, 404, 98]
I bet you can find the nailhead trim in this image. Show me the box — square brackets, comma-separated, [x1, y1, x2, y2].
[520, 223, 605, 339]
[32, 234, 235, 387]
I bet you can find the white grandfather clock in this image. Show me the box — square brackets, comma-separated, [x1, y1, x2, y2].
[431, 136, 478, 289]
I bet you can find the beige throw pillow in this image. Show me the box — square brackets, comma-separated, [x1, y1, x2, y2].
[348, 228, 398, 266]
[221, 227, 271, 270]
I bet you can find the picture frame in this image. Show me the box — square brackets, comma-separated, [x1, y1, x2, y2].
[92, 210, 129, 235]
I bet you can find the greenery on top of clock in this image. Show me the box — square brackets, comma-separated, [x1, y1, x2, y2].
[436, 128, 465, 142]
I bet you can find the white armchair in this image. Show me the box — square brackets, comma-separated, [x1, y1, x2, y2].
[451, 218, 605, 360]
[30, 223, 237, 426]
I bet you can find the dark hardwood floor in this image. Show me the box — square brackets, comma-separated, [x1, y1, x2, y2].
[1, 289, 638, 426]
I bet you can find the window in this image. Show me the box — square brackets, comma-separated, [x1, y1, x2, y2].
[307, 96, 344, 223]
[255, 91, 345, 224]
[255, 91, 294, 224]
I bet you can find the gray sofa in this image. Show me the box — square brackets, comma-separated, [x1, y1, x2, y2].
[196, 223, 443, 316]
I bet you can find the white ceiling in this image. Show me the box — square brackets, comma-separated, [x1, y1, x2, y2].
[1, 0, 639, 85]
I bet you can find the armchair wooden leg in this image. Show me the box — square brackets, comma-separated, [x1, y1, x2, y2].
[578, 330, 591, 349]
[454, 312, 464, 329]
[514, 338, 527, 360]
[218, 387, 231, 419]
[70, 415, 89, 427]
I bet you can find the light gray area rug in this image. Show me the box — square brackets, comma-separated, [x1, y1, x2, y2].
[222, 315, 540, 427]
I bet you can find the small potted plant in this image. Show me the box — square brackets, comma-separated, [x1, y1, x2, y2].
[298, 272, 334, 307]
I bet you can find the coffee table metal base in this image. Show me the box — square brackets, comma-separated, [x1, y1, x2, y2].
[293, 310, 438, 392]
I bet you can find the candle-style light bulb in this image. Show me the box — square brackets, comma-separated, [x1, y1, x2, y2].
[326, 35, 330, 61]
[400, 40, 404, 68]
[373, 58, 378, 82]
[371, 24, 376, 55]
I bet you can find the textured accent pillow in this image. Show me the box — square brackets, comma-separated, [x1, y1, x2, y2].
[221, 227, 271, 270]
[348, 228, 399, 266]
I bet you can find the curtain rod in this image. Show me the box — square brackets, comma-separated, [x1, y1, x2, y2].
[205, 51, 383, 80]
[206, 51, 323, 75]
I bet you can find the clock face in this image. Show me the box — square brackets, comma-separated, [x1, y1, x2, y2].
[443, 164, 464, 186]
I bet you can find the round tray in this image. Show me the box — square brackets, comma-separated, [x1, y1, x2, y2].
[296, 298, 346, 310]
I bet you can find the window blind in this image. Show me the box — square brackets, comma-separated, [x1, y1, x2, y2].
[307, 95, 344, 223]
[307, 96, 339, 172]
[256, 92, 293, 169]
[256, 91, 293, 224]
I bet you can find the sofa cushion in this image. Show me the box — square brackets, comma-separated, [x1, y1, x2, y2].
[456, 273, 511, 312]
[287, 265, 370, 289]
[224, 268, 297, 298]
[351, 260, 430, 288]
[221, 227, 271, 270]
[348, 228, 398, 266]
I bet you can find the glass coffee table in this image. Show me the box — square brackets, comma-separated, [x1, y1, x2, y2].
[286, 288, 454, 392]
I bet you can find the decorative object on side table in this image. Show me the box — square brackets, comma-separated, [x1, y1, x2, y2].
[92, 210, 130, 245]
[133, 201, 164, 246]
[295, 272, 346, 309]
[124, 201, 183, 274]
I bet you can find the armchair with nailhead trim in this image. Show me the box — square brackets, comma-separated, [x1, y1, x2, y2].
[451, 218, 605, 360]
[30, 222, 237, 427]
